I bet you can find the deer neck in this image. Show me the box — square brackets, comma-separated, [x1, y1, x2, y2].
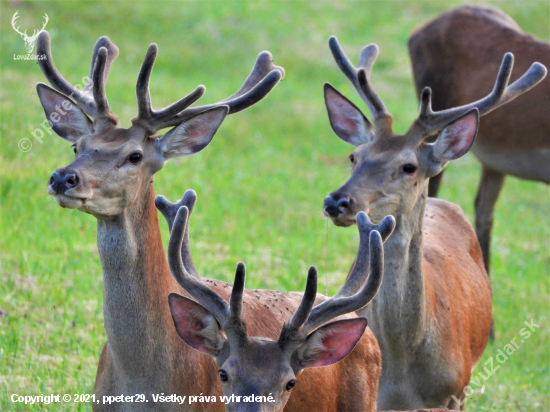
[96, 180, 177, 386]
[366, 189, 429, 350]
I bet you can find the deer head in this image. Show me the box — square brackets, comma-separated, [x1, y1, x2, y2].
[12, 11, 48, 54]
[322, 36, 547, 226]
[165, 201, 394, 412]
[36, 31, 283, 220]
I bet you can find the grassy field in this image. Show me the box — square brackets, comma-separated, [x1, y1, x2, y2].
[0, 0, 548, 410]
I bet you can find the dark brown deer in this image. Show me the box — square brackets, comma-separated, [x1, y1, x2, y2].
[408, 5, 550, 274]
[36, 30, 285, 411]
[321, 36, 545, 410]
[157, 191, 395, 412]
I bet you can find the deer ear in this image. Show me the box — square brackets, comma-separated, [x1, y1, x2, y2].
[432, 109, 479, 162]
[295, 318, 368, 368]
[36, 83, 94, 142]
[168, 293, 227, 357]
[157, 106, 229, 160]
[324, 83, 373, 146]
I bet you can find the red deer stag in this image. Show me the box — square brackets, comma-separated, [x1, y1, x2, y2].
[157, 191, 395, 412]
[409, 5, 550, 274]
[36, 30, 284, 411]
[321, 36, 545, 410]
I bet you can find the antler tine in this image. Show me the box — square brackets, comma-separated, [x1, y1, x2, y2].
[156, 51, 285, 129]
[278, 268, 318, 346]
[302, 229, 384, 335]
[416, 52, 548, 136]
[92, 48, 118, 128]
[155, 189, 199, 278]
[37, 31, 119, 120]
[334, 213, 395, 299]
[219, 51, 285, 108]
[227, 262, 248, 343]
[135, 44, 157, 122]
[287, 267, 318, 332]
[132, 44, 206, 134]
[329, 36, 393, 134]
[168, 207, 231, 326]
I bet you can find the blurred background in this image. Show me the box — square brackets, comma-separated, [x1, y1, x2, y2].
[0, 1, 548, 410]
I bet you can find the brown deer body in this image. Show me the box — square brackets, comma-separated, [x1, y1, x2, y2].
[408, 5, 550, 273]
[35, 31, 288, 411]
[321, 37, 545, 410]
[157, 192, 394, 411]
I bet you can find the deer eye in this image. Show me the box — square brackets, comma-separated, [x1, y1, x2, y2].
[285, 379, 297, 391]
[73, 145, 77, 154]
[218, 369, 228, 382]
[402, 164, 417, 174]
[129, 153, 143, 164]
[349, 154, 355, 163]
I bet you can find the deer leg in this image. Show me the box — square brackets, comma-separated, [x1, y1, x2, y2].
[428, 170, 445, 197]
[474, 167, 505, 274]
[475, 166, 505, 341]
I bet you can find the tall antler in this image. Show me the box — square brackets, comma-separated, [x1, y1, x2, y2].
[168, 206, 247, 343]
[279, 211, 391, 345]
[415, 52, 547, 138]
[155, 189, 199, 278]
[329, 36, 393, 137]
[36, 31, 119, 127]
[132, 45, 285, 134]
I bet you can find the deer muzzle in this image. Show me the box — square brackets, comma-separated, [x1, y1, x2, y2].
[323, 194, 351, 218]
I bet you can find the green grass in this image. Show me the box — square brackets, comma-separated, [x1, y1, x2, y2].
[0, 0, 548, 411]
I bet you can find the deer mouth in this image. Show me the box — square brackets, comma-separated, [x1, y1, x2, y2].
[328, 215, 357, 227]
[52, 193, 88, 209]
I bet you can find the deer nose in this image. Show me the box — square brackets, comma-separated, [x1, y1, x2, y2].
[49, 170, 80, 194]
[323, 195, 351, 217]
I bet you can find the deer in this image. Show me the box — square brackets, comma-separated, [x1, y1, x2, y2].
[321, 36, 546, 410]
[35, 30, 285, 411]
[408, 5, 550, 276]
[11, 11, 48, 54]
[157, 190, 395, 412]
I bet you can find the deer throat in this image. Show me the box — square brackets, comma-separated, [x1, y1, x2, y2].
[365, 191, 429, 351]
[96, 183, 178, 388]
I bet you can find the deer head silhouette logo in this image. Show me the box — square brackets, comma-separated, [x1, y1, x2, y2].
[12, 11, 49, 54]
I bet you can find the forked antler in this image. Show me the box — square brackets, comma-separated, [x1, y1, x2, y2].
[132, 44, 285, 134]
[155, 189, 199, 278]
[329, 36, 547, 142]
[329, 36, 393, 137]
[415, 52, 547, 137]
[37, 31, 284, 135]
[279, 211, 391, 345]
[36, 31, 119, 127]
